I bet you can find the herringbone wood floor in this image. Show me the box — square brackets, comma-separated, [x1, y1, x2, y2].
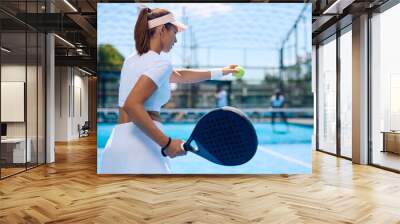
[1, 135, 400, 223]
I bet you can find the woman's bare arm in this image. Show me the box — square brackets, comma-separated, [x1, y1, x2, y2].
[170, 65, 239, 84]
[169, 69, 211, 84]
[122, 75, 169, 147]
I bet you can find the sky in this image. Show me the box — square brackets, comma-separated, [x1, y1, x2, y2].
[98, 3, 311, 82]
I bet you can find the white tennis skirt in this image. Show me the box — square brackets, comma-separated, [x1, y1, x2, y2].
[101, 121, 171, 174]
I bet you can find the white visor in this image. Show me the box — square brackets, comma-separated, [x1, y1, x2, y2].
[148, 13, 187, 32]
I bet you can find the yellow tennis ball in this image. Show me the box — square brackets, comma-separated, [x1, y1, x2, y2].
[236, 66, 245, 79]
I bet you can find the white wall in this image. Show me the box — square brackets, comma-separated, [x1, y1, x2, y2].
[54, 67, 89, 141]
[1, 65, 26, 139]
[73, 73, 89, 137]
[55, 66, 69, 141]
[1, 64, 46, 164]
[1, 65, 26, 82]
[1, 65, 35, 138]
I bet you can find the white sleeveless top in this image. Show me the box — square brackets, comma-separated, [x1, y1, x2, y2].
[118, 50, 173, 112]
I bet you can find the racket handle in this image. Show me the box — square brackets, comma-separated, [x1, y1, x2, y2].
[182, 142, 196, 152]
[162, 142, 196, 157]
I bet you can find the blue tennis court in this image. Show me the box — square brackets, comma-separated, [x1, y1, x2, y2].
[97, 123, 313, 174]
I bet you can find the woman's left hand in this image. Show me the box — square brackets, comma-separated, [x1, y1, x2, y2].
[222, 64, 239, 76]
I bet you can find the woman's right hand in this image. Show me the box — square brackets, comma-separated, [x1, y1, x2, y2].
[222, 64, 239, 76]
[163, 139, 186, 158]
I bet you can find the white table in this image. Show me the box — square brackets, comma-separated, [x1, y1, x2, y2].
[1, 138, 31, 163]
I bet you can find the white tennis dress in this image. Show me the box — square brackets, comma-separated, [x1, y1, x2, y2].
[101, 50, 173, 174]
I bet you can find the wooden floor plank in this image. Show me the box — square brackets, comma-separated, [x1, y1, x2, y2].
[1, 135, 400, 223]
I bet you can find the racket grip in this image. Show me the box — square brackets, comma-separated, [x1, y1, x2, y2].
[182, 142, 196, 152]
[162, 142, 195, 157]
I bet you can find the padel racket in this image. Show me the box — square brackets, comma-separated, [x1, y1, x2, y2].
[162, 106, 258, 166]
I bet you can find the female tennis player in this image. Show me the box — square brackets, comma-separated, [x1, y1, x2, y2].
[101, 7, 239, 174]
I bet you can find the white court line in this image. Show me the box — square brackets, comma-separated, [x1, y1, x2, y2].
[258, 146, 312, 169]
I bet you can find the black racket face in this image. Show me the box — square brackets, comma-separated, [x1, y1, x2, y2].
[190, 107, 258, 166]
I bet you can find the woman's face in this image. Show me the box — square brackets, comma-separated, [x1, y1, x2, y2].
[160, 25, 178, 53]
